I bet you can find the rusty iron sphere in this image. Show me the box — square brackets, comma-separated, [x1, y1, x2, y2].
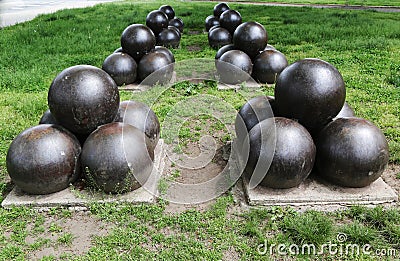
[115, 100, 160, 152]
[169, 17, 184, 33]
[102, 52, 137, 86]
[81, 122, 153, 194]
[245, 117, 316, 189]
[137, 52, 174, 85]
[48, 65, 120, 135]
[156, 28, 180, 48]
[316, 117, 389, 188]
[6, 124, 81, 195]
[121, 24, 156, 62]
[146, 10, 169, 35]
[219, 9, 242, 35]
[159, 5, 175, 20]
[213, 2, 230, 17]
[216, 49, 252, 84]
[275, 58, 346, 136]
[252, 49, 288, 84]
[233, 21, 268, 59]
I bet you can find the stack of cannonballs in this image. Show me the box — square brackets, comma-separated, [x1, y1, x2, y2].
[6, 65, 160, 195]
[236, 58, 389, 189]
[102, 5, 182, 86]
[209, 3, 288, 85]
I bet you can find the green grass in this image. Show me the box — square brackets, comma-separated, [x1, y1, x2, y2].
[243, 0, 400, 7]
[0, 0, 400, 259]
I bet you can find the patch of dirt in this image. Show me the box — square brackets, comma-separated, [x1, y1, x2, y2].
[188, 30, 201, 35]
[381, 164, 400, 195]
[187, 45, 202, 52]
[26, 211, 111, 260]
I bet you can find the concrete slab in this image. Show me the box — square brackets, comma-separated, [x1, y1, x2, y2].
[1, 139, 165, 210]
[243, 174, 398, 207]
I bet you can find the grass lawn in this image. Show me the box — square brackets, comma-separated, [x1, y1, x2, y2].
[241, 0, 400, 7]
[0, 0, 400, 260]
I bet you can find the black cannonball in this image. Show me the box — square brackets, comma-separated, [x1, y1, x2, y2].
[215, 44, 236, 60]
[333, 102, 355, 120]
[252, 49, 288, 84]
[208, 27, 231, 49]
[209, 25, 220, 33]
[233, 21, 267, 59]
[6, 124, 81, 194]
[115, 100, 160, 151]
[275, 58, 346, 135]
[235, 95, 275, 147]
[102, 52, 137, 86]
[114, 47, 123, 53]
[219, 9, 242, 35]
[168, 25, 181, 37]
[159, 5, 175, 20]
[81, 122, 153, 194]
[169, 17, 184, 33]
[245, 117, 316, 189]
[156, 28, 180, 48]
[154, 46, 175, 64]
[137, 52, 174, 85]
[213, 2, 230, 17]
[216, 50, 252, 84]
[146, 10, 169, 35]
[48, 65, 120, 134]
[263, 44, 276, 51]
[121, 24, 156, 61]
[39, 109, 58, 124]
[205, 15, 220, 32]
[316, 117, 389, 187]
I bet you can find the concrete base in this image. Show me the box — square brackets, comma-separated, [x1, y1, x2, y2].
[243, 174, 398, 207]
[1, 139, 165, 210]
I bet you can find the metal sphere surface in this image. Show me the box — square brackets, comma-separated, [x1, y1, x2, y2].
[81, 122, 153, 194]
[213, 3, 230, 17]
[216, 50, 252, 84]
[6, 124, 81, 194]
[333, 102, 355, 120]
[205, 15, 220, 32]
[275, 58, 346, 135]
[39, 109, 58, 124]
[115, 100, 160, 152]
[156, 28, 180, 48]
[252, 49, 288, 84]
[215, 44, 236, 60]
[246, 117, 316, 189]
[146, 10, 169, 35]
[316, 117, 389, 187]
[154, 46, 175, 64]
[137, 52, 174, 85]
[219, 9, 242, 35]
[48, 65, 120, 134]
[169, 18, 184, 33]
[102, 52, 137, 86]
[159, 5, 175, 20]
[233, 21, 268, 59]
[121, 24, 156, 61]
[208, 27, 232, 49]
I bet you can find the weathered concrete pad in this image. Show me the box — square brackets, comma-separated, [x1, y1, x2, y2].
[243, 174, 398, 207]
[1, 139, 165, 210]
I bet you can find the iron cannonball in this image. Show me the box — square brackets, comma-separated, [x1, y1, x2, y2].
[114, 47, 123, 53]
[115, 100, 160, 152]
[215, 44, 236, 60]
[102, 52, 137, 86]
[208, 27, 232, 49]
[216, 50, 252, 84]
[156, 28, 180, 48]
[121, 24, 156, 62]
[6, 124, 81, 195]
[169, 17, 184, 33]
[81, 122, 153, 194]
[39, 109, 58, 124]
[219, 9, 242, 35]
[213, 2, 230, 18]
[146, 10, 169, 35]
[263, 44, 276, 51]
[316, 117, 389, 188]
[168, 25, 181, 38]
[252, 49, 288, 84]
[233, 21, 268, 59]
[154, 46, 175, 64]
[205, 15, 220, 32]
[159, 5, 175, 20]
[235, 95, 275, 147]
[208, 25, 220, 33]
[48, 65, 120, 134]
[137, 52, 174, 85]
[333, 102, 355, 120]
[245, 117, 316, 189]
[274, 58, 346, 136]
